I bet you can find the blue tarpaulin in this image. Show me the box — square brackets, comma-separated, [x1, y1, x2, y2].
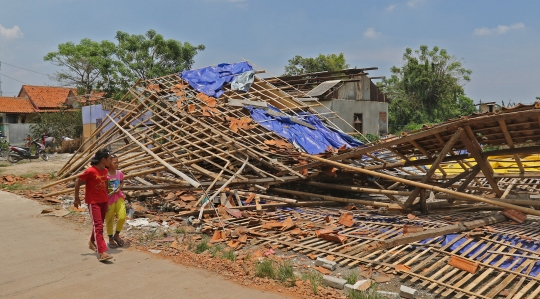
[179, 62, 253, 98]
[247, 106, 363, 154]
[435, 233, 540, 276]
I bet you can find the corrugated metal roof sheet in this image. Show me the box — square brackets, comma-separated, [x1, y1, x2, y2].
[306, 80, 341, 97]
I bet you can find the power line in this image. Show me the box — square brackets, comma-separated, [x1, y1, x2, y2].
[0, 72, 27, 84]
[0, 60, 51, 77]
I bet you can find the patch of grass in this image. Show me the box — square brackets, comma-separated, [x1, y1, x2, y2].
[348, 284, 387, 299]
[0, 163, 9, 167]
[276, 261, 295, 286]
[243, 252, 252, 262]
[147, 229, 159, 241]
[344, 270, 360, 285]
[20, 172, 37, 179]
[302, 271, 323, 295]
[49, 171, 57, 179]
[194, 236, 210, 254]
[0, 183, 25, 191]
[221, 248, 236, 261]
[209, 244, 223, 258]
[175, 227, 185, 234]
[255, 259, 276, 279]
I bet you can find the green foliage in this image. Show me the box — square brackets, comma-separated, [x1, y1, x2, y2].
[30, 109, 83, 143]
[283, 53, 349, 76]
[347, 284, 386, 299]
[276, 261, 296, 286]
[302, 271, 323, 295]
[354, 133, 380, 144]
[381, 45, 476, 133]
[45, 29, 205, 99]
[174, 227, 186, 234]
[49, 171, 57, 179]
[115, 29, 205, 90]
[44, 38, 117, 96]
[194, 237, 210, 254]
[20, 172, 36, 179]
[0, 137, 9, 149]
[0, 183, 24, 191]
[344, 270, 360, 285]
[255, 259, 276, 279]
[209, 244, 223, 258]
[221, 248, 236, 261]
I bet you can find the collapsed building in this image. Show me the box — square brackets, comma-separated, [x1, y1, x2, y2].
[43, 61, 540, 298]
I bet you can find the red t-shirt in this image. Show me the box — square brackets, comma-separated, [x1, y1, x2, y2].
[79, 166, 109, 204]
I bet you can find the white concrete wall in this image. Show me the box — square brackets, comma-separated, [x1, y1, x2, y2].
[3, 123, 33, 146]
[315, 99, 388, 135]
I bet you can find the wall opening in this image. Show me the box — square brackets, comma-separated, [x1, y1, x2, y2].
[353, 113, 363, 133]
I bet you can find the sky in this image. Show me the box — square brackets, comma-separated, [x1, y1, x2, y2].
[0, 0, 539, 105]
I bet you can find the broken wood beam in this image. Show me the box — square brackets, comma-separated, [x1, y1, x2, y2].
[404, 128, 463, 208]
[301, 153, 540, 217]
[270, 188, 398, 208]
[106, 114, 201, 188]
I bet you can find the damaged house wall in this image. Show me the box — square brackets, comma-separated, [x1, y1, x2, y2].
[270, 69, 388, 136]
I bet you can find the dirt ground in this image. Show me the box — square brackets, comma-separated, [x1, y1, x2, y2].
[0, 153, 72, 176]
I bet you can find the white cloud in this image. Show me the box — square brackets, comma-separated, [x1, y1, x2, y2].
[0, 24, 23, 39]
[363, 27, 381, 39]
[473, 23, 525, 36]
[386, 4, 396, 11]
[407, 0, 424, 7]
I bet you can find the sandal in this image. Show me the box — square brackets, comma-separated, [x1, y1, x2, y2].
[114, 235, 125, 247]
[98, 253, 113, 262]
[88, 241, 97, 252]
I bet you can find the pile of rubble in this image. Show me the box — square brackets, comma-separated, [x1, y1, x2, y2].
[40, 62, 540, 298]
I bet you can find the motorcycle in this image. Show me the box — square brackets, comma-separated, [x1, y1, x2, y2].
[7, 139, 49, 163]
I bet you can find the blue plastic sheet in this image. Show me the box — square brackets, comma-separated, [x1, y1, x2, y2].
[179, 62, 253, 98]
[438, 233, 540, 276]
[247, 106, 363, 154]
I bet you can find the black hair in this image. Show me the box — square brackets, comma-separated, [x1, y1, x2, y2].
[90, 148, 111, 166]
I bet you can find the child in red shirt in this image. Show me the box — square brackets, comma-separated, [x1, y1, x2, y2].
[74, 148, 113, 262]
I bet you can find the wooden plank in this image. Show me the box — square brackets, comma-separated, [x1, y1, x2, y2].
[498, 119, 525, 173]
[461, 125, 503, 196]
[405, 129, 463, 207]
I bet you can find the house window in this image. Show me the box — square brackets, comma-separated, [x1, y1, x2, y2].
[353, 113, 363, 133]
[6, 114, 18, 123]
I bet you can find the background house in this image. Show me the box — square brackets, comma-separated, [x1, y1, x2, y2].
[271, 68, 388, 136]
[0, 85, 77, 145]
[0, 97, 37, 145]
[18, 85, 76, 111]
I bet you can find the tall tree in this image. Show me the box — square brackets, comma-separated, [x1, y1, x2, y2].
[283, 53, 349, 76]
[381, 45, 475, 133]
[44, 39, 117, 96]
[114, 29, 205, 89]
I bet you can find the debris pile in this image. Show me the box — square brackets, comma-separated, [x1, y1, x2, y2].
[40, 62, 540, 298]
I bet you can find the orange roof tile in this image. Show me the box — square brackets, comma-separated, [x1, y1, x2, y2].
[0, 97, 36, 113]
[19, 85, 75, 109]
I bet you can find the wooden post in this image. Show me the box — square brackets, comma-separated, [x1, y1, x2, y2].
[460, 126, 503, 197]
[404, 128, 463, 208]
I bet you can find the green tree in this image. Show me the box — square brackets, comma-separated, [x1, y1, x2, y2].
[283, 53, 349, 76]
[30, 109, 83, 144]
[382, 45, 475, 133]
[114, 29, 205, 90]
[44, 39, 117, 97]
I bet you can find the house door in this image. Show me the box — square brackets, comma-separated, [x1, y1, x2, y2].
[353, 113, 363, 134]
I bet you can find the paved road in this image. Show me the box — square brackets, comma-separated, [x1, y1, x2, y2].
[0, 191, 289, 299]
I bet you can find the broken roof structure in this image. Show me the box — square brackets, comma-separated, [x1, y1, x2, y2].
[42, 61, 540, 298]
